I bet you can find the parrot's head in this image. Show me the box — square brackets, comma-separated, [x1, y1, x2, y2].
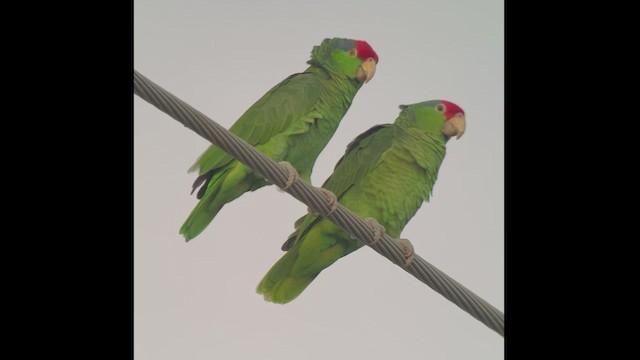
[398, 100, 466, 141]
[309, 38, 378, 84]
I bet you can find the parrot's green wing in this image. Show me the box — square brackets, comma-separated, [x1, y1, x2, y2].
[281, 124, 397, 250]
[324, 125, 397, 195]
[189, 72, 322, 175]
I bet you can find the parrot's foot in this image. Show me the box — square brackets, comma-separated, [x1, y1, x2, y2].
[393, 238, 415, 267]
[364, 217, 386, 245]
[278, 161, 299, 190]
[307, 188, 338, 216]
[319, 188, 338, 214]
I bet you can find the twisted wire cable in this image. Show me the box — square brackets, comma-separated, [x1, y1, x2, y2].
[134, 70, 504, 336]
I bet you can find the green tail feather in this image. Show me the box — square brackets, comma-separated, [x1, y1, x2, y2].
[258, 231, 353, 303]
[256, 247, 318, 304]
[179, 164, 253, 241]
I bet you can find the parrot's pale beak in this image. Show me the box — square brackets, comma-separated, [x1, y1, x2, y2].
[356, 57, 377, 83]
[442, 113, 466, 139]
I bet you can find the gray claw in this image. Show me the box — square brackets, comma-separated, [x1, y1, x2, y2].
[364, 217, 385, 245]
[308, 187, 338, 216]
[394, 238, 415, 267]
[278, 161, 299, 190]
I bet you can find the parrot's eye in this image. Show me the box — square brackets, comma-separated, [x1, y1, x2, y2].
[348, 49, 357, 57]
[435, 104, 446, 113]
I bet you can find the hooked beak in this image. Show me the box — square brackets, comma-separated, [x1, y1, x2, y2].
[356, 57, 377, 83]
[442, 113, 466, 139]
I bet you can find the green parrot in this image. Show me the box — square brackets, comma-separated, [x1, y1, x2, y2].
[257, 100, 466, 303]
[180, 38, 378, 241]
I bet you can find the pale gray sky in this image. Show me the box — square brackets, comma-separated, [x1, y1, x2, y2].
[134, 0, 504, 359]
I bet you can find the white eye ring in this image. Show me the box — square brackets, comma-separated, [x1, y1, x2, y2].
[435, 104, 446, 113]
[348, 49, 357, 57]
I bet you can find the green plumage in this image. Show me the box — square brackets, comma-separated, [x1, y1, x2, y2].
[180, 38, 377, 241]
[257, 101, 459, 303]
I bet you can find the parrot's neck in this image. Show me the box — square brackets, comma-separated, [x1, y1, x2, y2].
[403, 129, 447, 202]
[304, 65, 362, 111]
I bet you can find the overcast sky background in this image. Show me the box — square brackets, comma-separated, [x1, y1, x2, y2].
[134, 0, 504, 358]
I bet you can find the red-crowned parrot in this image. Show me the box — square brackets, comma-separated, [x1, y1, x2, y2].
[257, 100, 466, 303]
[180, 38, 378, 241]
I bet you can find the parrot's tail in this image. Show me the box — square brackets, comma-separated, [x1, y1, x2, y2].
[256, 247, 319, 304]
[179, 163, 258, 241]
[257, 226, 355, 304]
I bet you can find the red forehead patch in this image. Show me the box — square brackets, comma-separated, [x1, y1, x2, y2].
[354, 40, 379, 63]
[441, 100, 464, 120]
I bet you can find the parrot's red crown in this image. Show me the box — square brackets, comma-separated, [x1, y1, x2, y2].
[441, 100, 464, 120]
[354, 40, 378, 63]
